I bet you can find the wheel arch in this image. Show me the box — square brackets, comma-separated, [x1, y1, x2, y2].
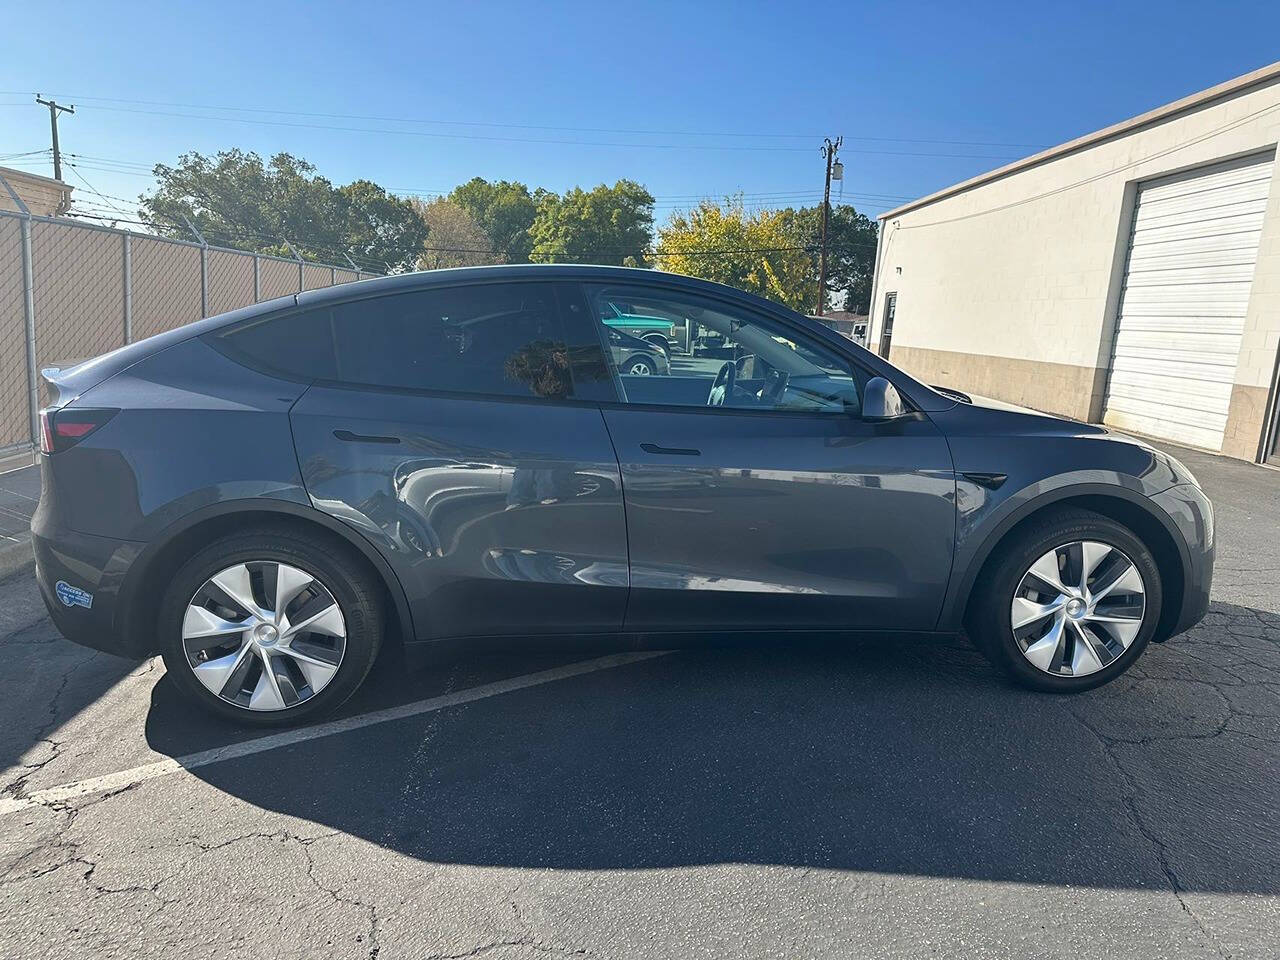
[117, 499, 415, 656]
[950, 485, 1189, 643]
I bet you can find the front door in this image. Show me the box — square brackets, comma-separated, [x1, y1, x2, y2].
[584, 282, 956, 633]
[286, 280, 629, 642]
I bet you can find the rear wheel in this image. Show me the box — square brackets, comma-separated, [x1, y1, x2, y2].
[159, 527, 383, 726]
[969, 509, 1162, 692]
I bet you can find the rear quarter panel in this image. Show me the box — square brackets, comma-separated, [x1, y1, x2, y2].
[48, 337, 311, 542]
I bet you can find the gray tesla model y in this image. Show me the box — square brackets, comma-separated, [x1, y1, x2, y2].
[32, 265, 1213, 725]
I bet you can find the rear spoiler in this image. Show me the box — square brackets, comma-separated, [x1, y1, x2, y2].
[40, 366, 78, 410]
[40, 354, 117, 409]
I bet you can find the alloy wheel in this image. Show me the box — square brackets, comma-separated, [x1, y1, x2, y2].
[1010, 540, 1146, 677]
[627, 360, 653, 375]
[181, 561, 347, 711]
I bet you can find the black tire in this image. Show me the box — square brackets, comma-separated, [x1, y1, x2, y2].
[159, 526, 384, 726]
[623, 355, 657, 376]
[969, 508, 1162, 693]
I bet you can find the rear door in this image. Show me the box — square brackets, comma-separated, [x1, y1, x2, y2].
[216, 280, 628, 642]
[583, 282, 956, 633]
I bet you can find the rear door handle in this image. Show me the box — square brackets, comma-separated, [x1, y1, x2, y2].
[333, 429, 401, 445]
[640, 442, 701, 457]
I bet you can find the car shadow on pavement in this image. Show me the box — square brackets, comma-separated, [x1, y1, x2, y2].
[0, 617, 145, 795]
[143, 602, 1280, 895]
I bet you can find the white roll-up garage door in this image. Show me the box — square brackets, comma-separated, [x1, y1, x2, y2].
[1103, 152, 1276, 450]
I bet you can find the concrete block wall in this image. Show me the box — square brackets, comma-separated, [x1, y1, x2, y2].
[868, 65, 1280, 460]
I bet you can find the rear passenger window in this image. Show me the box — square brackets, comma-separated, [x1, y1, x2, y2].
[216, 282, 611, 401]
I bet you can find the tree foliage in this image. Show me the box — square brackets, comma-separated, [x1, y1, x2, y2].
[140, 150, 427, 270]
[529, 180, 655, 266]
[656, 198, 816, 312]
[447, 178, 538, 264]
[656, 198, 878, 313]
[792, 204, 879, 313]
[411, 197, 498, 270]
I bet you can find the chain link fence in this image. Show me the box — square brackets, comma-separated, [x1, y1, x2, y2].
[0, 202, 380, 459]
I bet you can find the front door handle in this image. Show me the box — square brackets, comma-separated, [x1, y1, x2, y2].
[334, 429, 401, 445]
[640, 442, 701, 457]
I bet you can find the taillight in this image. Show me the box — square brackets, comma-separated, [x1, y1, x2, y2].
[38, 407, 118, 454]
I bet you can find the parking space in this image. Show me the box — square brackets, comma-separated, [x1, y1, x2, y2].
[1, 446, 1277, 958]
[0, 464, 38, 545]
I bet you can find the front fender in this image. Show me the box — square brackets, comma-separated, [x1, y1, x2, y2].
[937, 475, 1193, 632]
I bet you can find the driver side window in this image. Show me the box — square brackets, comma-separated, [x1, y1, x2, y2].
[586, 284, 862, 415]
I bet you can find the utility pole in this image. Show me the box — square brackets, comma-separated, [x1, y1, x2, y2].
[35, 95, 75, 182]
[817, 136, 843, 317]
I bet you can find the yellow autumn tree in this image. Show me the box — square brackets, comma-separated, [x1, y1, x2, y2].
[655, 197, 818, 312]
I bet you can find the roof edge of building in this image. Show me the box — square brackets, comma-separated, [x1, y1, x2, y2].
[0, 165, 71, 190]
[878, 59, 1280, 221]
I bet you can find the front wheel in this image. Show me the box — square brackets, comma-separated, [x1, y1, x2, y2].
[969, 509, 1162, 692]
[159, 527, 384, 726]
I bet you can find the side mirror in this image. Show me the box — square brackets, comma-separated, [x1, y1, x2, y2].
[862, 377, 906, 421]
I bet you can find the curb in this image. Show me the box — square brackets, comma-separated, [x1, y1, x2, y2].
[0, 535, 34, 582]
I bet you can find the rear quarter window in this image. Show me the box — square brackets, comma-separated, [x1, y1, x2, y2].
[213, 309, 339, 381]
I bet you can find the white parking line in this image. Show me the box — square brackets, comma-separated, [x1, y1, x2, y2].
[0, 650, 671, 817]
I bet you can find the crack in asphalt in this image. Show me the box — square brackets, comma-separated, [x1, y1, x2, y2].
[423, 941, 591, 959]
[1, 649, 100, 799]
[2, 567, 1278, 955]
[1066, 703, 1233, 959]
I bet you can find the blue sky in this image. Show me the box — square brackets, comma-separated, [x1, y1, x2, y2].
[2, 0, 1278, 227]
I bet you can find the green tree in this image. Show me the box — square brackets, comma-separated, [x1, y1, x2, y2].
[656, 197, 816, 311]
[528, 180, 654, 266]
[411, 197, 498, 269]
[140, 150, 427, 270]
[792, 204, 880, 313]
[447, 178, 537, 263]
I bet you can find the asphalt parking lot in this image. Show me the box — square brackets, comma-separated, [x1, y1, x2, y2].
[1, 445, 1277, 959]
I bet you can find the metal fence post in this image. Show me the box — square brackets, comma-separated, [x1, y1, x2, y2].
[253, 254, 261, 302]
[181, 215, 208, 317]
[284, 239, 304, 291]
[330, 266, 336, 286]
[20, 217, 36, 443]
[1, 173, 40, 447]
[122, 233, 133, 343]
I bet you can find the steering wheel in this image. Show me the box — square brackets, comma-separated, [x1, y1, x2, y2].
[707, 360, 737, 406]
[761, 368, 790, 405]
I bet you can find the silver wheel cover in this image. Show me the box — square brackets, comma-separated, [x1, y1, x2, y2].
[628, 360, 652, 375]
[1010, 540, 1146, 677]
[182, 561, 347, 711]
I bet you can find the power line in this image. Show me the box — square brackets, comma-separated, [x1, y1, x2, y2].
[9, 91, 1050, 149]
[35, 102, 1028, 159]
[0, 148, 52, 161]
[63, 163, 134, 220]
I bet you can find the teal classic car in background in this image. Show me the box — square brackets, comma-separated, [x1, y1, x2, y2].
[599, 300, 680, 355]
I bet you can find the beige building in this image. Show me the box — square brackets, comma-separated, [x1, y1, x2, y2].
[0, 165, 72, 217]
[867, 61, 1280, 465]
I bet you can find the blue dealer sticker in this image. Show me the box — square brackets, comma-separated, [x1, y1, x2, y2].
[55, 581, 94, 610]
